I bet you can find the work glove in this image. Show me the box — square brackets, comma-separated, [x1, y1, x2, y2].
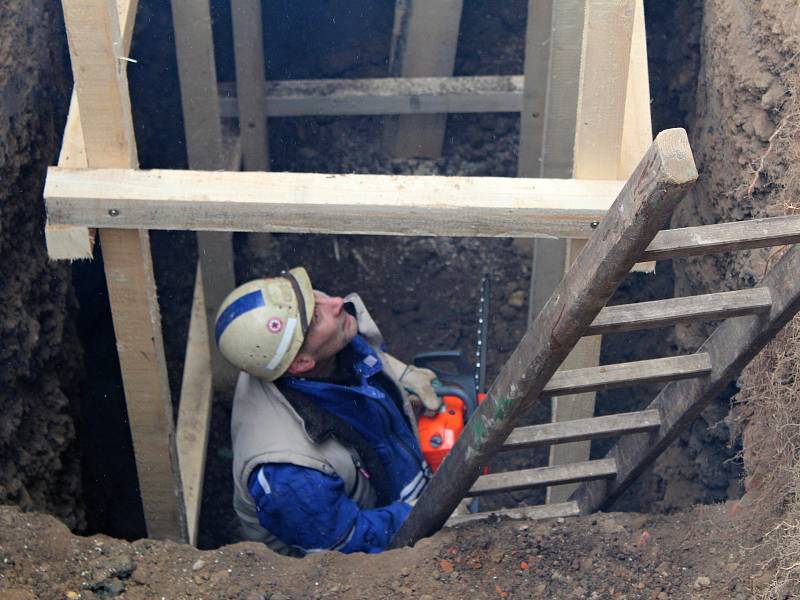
[383, 354, 443, 416]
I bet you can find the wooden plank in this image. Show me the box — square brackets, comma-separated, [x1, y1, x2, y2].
[617, 0, 652, 180]
[573, 0, 635, 180]
[518, 0, 586, 179]
[231, 0, 268, 171]
[47, 0, 137, 260]
[642, 215, 800, 261]
[176, 262, 214, 547]
[548, 238, 601, 504]
[502, 410, 661, 451]
[574, 243, 800, 514]
[389, 129, 698, 548]
[384, 0, 463, 158]
[586, 288, 773, 335]
[170, 0, 237, 392]
[446, 501, 580, 526]
[44, 167, 624, 239]
[548, 0, 637, 502]
[218, 76, 524, 118]
[544, 353, 712, 396]
[468, 459, 617, 497]
[60, 0, 186, 542]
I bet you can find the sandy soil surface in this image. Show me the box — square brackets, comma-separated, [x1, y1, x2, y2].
[0, 502, 773, 600]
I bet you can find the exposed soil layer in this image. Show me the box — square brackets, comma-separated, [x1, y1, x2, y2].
[0, 502, 774, 599]
[0, 0, 83, 530]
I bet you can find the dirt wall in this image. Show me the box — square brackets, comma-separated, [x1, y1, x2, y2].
[657, 0, 800, 508]
[0, 1, 83, 528]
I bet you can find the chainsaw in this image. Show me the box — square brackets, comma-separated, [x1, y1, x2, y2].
[416, 274, 490, 472]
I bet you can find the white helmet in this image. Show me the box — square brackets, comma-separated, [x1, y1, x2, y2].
[214, 267, 315, 381]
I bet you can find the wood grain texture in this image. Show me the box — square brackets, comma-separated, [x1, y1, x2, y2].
[384, 0, 463, 158]
[468, 459, 617, 496]
[218, 76, 523, 118]
[390, 129, 698, 548]
[47, 0, 138, 259]
[176, 263, 213, 546]
[231, 0, 268, 171]
[503, 410, 661, 450]
[44, 167, 624, 239]
[586, 288, 773, 335]
[642, 215, 800, 261]
[446, 501, 580, 526]
[544, 354, 712, 396]
[573, 244, 800, 514]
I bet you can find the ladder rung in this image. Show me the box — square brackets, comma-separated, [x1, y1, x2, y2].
[586, 288, 772, 335]
[468, 459, 617, 497]
[544, 353, 712, 396]
[446, 501, 580, 527]
[642, 215, 800, 261]
[502, 410, 661, 451]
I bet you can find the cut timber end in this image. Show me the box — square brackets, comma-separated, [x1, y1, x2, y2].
[45, 224, 94, 260]
[653, 128, 699, 186]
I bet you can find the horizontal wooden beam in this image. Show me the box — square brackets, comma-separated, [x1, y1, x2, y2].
[44, 167, 624, 239]
[502, 410, 661, 451]
[446, 501, 579, 526]
[543, 353, 711, 396]
[586, 288, 773, 335]
[218, 75, 523, 118]
[468, 459, 617, 497]
[642, 215, 800, 261]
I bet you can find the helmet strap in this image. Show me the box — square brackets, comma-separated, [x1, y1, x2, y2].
[282, 271, 310, 335]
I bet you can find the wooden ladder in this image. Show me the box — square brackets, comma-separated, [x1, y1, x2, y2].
[390, 128, 800, 547]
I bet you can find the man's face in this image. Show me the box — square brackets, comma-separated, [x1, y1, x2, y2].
[300, 292, 358, 363]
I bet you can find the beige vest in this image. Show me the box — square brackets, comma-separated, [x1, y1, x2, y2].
[230, 294, 418, 555]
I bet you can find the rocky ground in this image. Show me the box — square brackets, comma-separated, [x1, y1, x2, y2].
[0, 502, 775, 600]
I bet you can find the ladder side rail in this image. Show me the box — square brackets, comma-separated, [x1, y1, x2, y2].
[573, 243, 800, 513]
[389, 128, 698, 548]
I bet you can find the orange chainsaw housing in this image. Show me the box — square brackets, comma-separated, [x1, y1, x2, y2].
[418, 393, 486, 472]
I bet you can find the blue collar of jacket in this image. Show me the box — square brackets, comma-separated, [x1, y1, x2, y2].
[284, 334, 383, 392]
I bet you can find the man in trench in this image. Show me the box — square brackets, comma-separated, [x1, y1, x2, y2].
[215, 267, 441, 555]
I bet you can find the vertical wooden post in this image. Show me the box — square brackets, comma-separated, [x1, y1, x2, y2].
[547, 0, 636, 504]
[384, 0, 464, 158]
[231, 0, 269, 172]
[61, 0, 187, 541]
[231, 0, 272, 252]
[170, 0, 238, 392]
[518, 0, 639, 503]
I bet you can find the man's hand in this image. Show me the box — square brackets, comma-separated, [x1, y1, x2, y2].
[383, 354, 443, 416]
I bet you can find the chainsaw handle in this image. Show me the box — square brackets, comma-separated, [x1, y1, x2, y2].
[434, 385, 477, 420]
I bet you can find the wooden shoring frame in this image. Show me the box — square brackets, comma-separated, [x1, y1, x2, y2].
[58, 0, 187, 541]
[46, 1, 656, 543]
[518, 0, 652, 503]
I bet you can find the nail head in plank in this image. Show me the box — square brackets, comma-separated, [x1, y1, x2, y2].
[446, 501, 580, 527]
[468, 459, 617, 497]
[503, 410, 661, 451]
[586, 288, 773, 336]
[544, 353, 712, 396]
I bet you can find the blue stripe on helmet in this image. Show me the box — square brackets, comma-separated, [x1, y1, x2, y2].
[215, 289, 265, 345]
